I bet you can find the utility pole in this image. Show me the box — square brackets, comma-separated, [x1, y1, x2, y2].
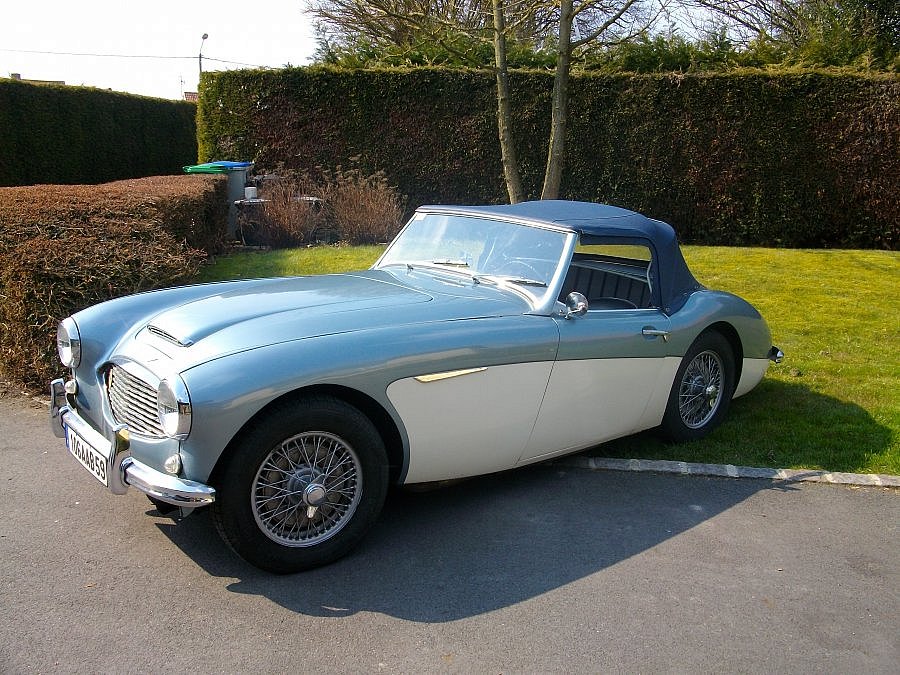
[199, 33, 208, 74]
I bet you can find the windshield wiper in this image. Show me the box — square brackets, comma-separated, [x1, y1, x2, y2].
[478, 275, 547, 288]
[400, 260, 478, 283]
[431, 258, 470, 267]
[506, 277, 547, 287]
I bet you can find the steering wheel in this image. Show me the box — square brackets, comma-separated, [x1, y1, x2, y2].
[497, 259, 543, 280]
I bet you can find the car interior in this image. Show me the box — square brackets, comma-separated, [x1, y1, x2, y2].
[557, 246, 654, 310]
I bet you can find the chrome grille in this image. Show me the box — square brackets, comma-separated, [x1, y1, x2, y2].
[107, 365, 165, 437]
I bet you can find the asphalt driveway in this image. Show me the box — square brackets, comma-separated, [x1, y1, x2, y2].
[1, 396, 897, 673]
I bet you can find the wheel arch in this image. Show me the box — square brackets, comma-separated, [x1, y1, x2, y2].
[702, 321, 743, 392]
[208, 384, 406, 487]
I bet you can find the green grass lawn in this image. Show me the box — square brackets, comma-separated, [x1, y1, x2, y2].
[195, 245, 386, 281]
[195, 245, 899, 475]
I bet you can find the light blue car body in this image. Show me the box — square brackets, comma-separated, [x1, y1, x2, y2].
[51, 201, 777, 505]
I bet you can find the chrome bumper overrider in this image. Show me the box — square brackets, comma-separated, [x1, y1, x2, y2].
[768, 346, 784, 363]
[50, 379, 216, 507]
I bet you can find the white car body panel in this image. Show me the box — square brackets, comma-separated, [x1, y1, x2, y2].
[387, 362, 553, 483]
[522, 356, 680, 461]
[734, 358, 770, 398]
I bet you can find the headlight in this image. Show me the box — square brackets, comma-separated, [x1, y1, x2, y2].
[157, 377, 192, 439]
[57, 317, 81, 368]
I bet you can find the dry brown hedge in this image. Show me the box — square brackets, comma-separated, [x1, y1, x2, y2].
[0, 175, 227, 390]
[0, 175, 228, 253]
[246, 168, 405, 247]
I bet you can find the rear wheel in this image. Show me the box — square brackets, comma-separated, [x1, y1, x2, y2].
[660, 331, 735, 442]
[212, 395, 388, 573]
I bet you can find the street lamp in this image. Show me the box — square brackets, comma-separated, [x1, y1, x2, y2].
[199, 33, 208, 74]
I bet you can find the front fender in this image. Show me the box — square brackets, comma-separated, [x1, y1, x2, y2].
[178, 315, 559, 483]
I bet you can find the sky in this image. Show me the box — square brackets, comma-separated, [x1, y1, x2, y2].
[1, 1, 317, 100]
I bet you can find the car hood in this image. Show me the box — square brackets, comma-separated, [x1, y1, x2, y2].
[136, 270, 528, 366]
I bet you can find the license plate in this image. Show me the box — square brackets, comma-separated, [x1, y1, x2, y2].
[66, 424, 110, 487]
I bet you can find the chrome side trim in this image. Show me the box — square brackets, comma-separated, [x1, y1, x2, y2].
[414, 367, 487, 383]
[391, 361, 553, 484]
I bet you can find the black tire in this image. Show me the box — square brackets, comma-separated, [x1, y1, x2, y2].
[211, 395, 388, 573]
[659, 331, 735, 443]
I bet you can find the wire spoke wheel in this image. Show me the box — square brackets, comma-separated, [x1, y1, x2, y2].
[678, 350, 724, 429]
[212, 396, 388, 572]
[252, 431, 363, 547]
[660, 331, 734, 443]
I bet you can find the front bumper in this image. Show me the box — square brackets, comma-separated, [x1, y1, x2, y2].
[50, 379, 216, 507]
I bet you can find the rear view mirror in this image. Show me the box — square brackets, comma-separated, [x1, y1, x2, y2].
[564, 292, 588, 319]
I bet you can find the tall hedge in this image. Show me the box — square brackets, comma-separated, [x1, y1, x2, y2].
[0, 175, 227, 389]
[198, 67, 898, 249]
[0, 79, 198, 187]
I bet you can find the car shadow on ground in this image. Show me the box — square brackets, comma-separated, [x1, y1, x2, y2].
[155, 464, 795, 622]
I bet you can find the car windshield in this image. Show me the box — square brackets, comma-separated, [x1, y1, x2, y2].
[375, 213, 569, 288]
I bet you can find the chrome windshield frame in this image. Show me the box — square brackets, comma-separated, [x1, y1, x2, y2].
[374, 208, 577, 315]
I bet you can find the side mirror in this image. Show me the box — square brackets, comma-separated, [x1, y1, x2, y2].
[564, 292, 588, 319]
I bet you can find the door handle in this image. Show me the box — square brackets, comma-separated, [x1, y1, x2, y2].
[642, 327, 670, 342]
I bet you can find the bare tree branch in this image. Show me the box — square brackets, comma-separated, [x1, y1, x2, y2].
[306, 0, 668, 201]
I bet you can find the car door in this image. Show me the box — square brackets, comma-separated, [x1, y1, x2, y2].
[521, 307, 674, 461]
[386, 314, 561, 483]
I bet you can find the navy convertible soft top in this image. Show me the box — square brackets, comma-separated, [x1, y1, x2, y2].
[419, 200, 703, 313]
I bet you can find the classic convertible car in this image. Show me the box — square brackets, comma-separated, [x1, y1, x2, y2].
[51, 200, 781, 572]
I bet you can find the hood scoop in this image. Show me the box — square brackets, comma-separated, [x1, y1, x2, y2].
[147, 324, 194, 347]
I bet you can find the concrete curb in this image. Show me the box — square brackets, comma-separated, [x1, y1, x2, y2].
[557, 456, 900, 488]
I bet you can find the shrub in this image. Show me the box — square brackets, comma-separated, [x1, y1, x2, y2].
[250, 173, 327, 247]
[0, 175, 228, 254]
[198, 67, 898, 249]
[118, 176, 230, 253]
[246, 167, 405, 248]
[0, 230, 203, 389]
[0, 175, 226, 390]
[320, 167, 405, 244]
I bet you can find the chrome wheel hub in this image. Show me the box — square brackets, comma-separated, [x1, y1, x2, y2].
[304, 483, 327, 506]
[252, 431, 362, 547]
[285, 468, 326, 505]
[678, 350, 724, 429]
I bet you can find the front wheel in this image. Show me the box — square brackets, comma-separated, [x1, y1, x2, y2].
[659, 331, 735, 442]
[212, 395, 388, 573]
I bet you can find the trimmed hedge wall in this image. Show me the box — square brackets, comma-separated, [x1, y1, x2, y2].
[198, 67, 898, 249]
[0, 175, 227, 389]
[0, 79, 198, 187]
